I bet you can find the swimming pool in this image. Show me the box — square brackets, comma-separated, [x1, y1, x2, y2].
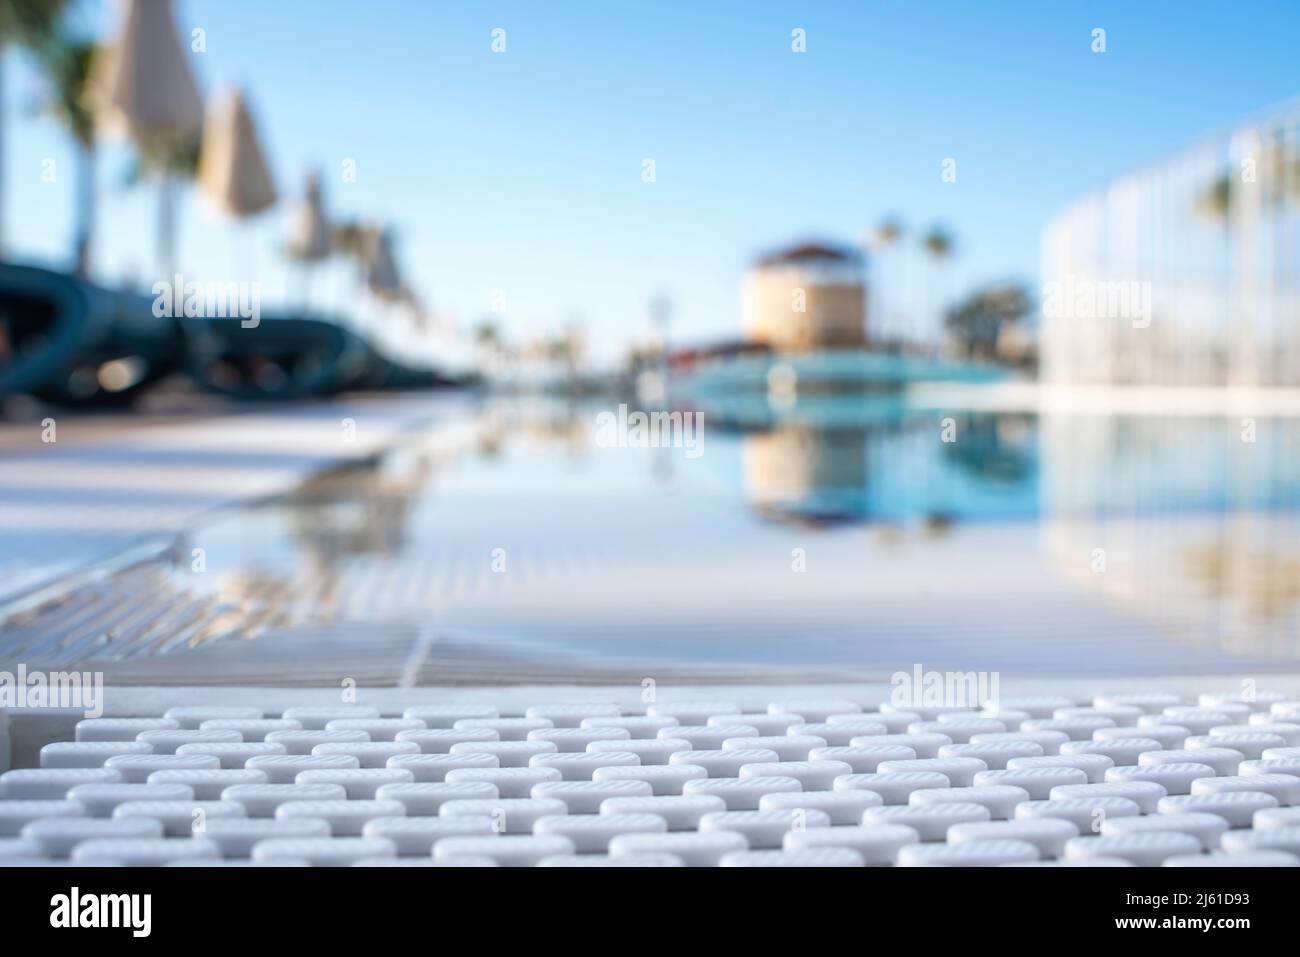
[7, 393, 1300, 684]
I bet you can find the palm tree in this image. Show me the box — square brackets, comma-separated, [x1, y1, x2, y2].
[473, 319, 503, 373]
[648, 292, 672, 347]
[326, 218, 425, 335]
[0, 0, 68, 255]
[330, 219, 367, 262]
[122, 133, 201, 280]
[35, 33, 97, 275]
[546, 332, 579, 387]
[943, 283, 1031, 362]
[873, 217, 903, 247]
[316, 217, 367, 320]
[870, 216, 904, 346]
[920, 224, 955, 351]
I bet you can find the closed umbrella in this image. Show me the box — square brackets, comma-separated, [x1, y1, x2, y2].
[97, 0, 202, 278]
[99, 0, 201, 142]
[197, 87, 277, 219]
[196, 86, 277, 292]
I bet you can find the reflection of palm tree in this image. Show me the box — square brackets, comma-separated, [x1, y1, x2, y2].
[1184, 542, 1300, 624]
[940, 412, 1035, 485]
[287, 462, 428, 557]
[1193, 150, 1281, 383]
[1198, 140, 1300, 222]
[0, 0, 67, 253]
[36, 34, 98, 275]
[1198, 174, 1233, 221]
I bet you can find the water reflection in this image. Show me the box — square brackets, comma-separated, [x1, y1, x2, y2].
[1040, 412, 1300, 654]
[734, 402, 1299, 650]
[131, 395, 1300, 672]
[740, 410, 1038, 527]
[744, 424, 869, 527]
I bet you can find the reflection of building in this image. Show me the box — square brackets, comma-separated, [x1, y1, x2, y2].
[741, 412, 1038, 527]
[1041, 102, 1300, 386]
[743, 243, 866, 353]
[743, 424, 868, 524]
[1042, 413, 1300, 656]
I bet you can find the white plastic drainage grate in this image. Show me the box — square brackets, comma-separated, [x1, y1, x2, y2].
[2, 689, 1300, 866]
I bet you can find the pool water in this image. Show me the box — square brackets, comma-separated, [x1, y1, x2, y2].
[153, 393, 1300, 681]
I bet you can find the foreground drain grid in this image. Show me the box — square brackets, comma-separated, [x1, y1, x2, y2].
[2, 689, 1299, 866]
[0, 552, 851, 687]
[0, 557, 301, 663]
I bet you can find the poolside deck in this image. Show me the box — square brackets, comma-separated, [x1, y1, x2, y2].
[0, 393, 458, 603]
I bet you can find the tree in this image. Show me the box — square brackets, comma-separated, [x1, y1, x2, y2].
[869, 216, 904, 344]
[920, 223, 955, 348]
[330, 218, 367, 262]
[0, 0, 68, 254]
[473, 319, 503, 372]
[943, 283, 1032, 362]
[648, 292, 672, 355]
[921, 223, 953, 260]
[122, 133, 201, 280]
[0, 1, 63, 39]
[35, 33, 98, 275]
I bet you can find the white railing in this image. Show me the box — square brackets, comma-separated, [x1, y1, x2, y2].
[1041, 102, 1300, 387]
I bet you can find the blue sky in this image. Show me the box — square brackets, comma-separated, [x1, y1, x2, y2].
[6, 0, 1300, 363]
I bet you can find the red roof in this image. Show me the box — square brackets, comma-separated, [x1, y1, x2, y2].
[755, 241, 863, 268]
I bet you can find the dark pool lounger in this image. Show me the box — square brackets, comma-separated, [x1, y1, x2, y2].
[0, 262, 180, 406]
[1, 263, 448, 405]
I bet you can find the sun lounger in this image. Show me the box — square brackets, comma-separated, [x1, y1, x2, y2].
[181, 313, 374, 400]
[0, 262, 180, 405]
